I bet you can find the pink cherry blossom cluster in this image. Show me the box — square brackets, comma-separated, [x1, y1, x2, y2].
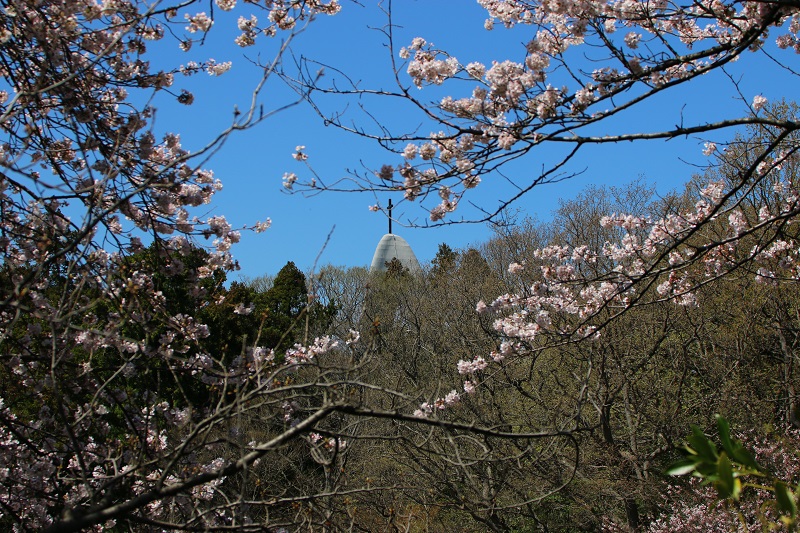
[350, 0, 800, 223]
[0, 0, 353, 528]
[415, 170, 800, 420]
[413, 389, 462, 418]
[1, 300, 358, 529]
[309, 432, 348, 452]
[403, 39, 460, 88]
[285, 335, 340, 365]
[180, 0, 340, 50]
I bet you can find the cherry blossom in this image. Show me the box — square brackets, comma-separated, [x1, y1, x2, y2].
[0, 0, 361, 529]
[286, 0, 800, 228]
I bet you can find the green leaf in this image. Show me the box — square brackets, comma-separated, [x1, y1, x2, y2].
[716, 452, 736, 500]
[776, 481, 797, 519]
[687, 425, 718, 462]
[695, 462, 719, 478]
[666, 458, 700, 476]
[716, 415, 735, 456]
[713, 415, 762, 472]
[730, 446, 761, 472]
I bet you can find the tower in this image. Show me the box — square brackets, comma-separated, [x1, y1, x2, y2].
[369, 199, 421, 273]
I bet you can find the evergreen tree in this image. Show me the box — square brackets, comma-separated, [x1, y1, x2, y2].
[260, 261, 336, 351]
[430, 243, 458, 278]
[384, 257, 410, 279]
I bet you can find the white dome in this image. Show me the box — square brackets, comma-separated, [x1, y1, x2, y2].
[370, 234, 421, 273]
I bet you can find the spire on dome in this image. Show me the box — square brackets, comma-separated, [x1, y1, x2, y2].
[369, 200, 420, 273]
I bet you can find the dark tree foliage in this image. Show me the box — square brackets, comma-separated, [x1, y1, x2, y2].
[383, 257, 411, 279]
[431, 243, 458, 279]
[258, 261, 336, 351]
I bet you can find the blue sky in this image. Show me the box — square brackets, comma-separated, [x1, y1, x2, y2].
[152, 0, 800, 281]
